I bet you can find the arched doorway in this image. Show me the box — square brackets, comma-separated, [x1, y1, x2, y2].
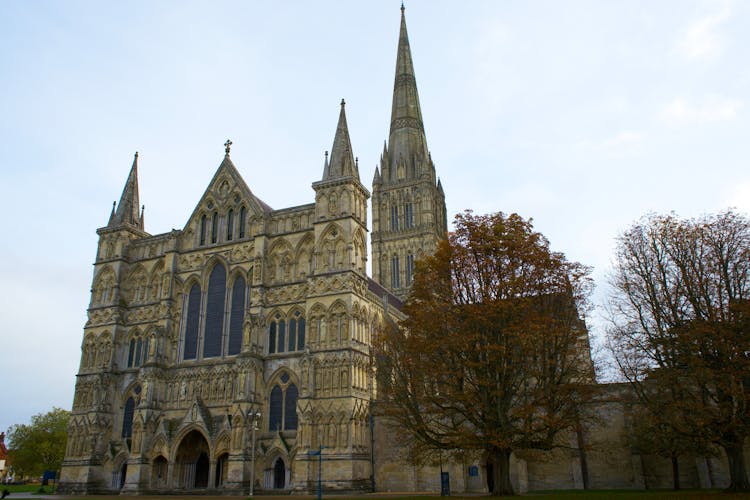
[215, 453, 229, 487]
[151, 455, 168, 489]
[273, 457, 285, 489]
[175, 430, 210, 489]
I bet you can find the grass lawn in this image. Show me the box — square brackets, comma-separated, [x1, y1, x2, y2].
[0, 484, 56, 494]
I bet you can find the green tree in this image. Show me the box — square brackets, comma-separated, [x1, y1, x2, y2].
[6, 407, 70, 478]
[377, 211, 594, 496]
[607, 210, 750, 492]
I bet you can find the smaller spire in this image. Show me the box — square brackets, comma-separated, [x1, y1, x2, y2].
[322, 99, 358, 181]
[373, 165, 382, 185]
[224, 139, 233, 156]
[109, 151, 143, 229]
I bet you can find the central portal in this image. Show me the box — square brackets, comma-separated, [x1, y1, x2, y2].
[175, 430, 210, 489]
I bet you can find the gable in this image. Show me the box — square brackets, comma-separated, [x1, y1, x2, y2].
[181, 155, 272, 244]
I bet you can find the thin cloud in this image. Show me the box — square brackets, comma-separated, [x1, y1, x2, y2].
[677, 3, 731, 61]
[660, 95, 742, 125]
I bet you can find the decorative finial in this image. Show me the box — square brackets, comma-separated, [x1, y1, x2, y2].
[355, 157, 359, 167]
[401, 1, 405, 12]
[134, 151, 139, 159]
[340, 98, 345, 108]
[325, 150, 329, 159]
[224, 139, 233, 155]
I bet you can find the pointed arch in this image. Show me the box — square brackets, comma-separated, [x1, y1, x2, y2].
[227, 272, 245, 356]
[203, 262, 226, 358]
[295, 233, 315, 278]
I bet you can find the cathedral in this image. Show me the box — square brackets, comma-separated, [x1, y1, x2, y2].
[59, 6, 447, 495]
[59, 6, 749, 495]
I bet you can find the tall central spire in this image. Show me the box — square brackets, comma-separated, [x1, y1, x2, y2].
[387, 4, 429, 171]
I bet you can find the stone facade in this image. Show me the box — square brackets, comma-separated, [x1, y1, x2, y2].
[59, 6, 749, 496]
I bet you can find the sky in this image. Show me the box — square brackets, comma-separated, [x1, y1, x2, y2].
[1, 0, 748, 434]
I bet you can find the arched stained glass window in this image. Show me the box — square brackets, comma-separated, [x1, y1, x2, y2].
[122, 397, 135, 438]
[269, 385, 283, 432]
[203, 264, 226, 358]
[239, 207, 247, 239]
[183, 284, 201, 360]
[392, 255, 401, 289]
[288, 318, 297, 352]
[284, 384, 298, 430]
[227, 276, 245, 355]
[226, 209, 234, 241]
[127, 339, 136, 367]
[269, 322, 277, 354]
[297, 317, 305, 350]
[211, 212, 218, 244]
[277, 320, 286, 353]
[134, 338, 142, 366]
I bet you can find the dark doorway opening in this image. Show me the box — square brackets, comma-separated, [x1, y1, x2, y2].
[486, 463, 494, 494]
[195, 452, 209, 488]
[119, 463, 127, 489]
[215, 453, 228, 487]
[273, 457, 285, 489]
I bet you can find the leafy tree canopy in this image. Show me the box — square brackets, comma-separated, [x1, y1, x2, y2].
[377, 211, 593, 496]
[7, 407, 70, 478]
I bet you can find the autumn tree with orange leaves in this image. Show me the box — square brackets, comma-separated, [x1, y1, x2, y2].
[607, 210, 750, 492]
[376, 211, 593, 496]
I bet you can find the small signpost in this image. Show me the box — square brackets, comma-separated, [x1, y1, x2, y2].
[308, 445, 327, 500]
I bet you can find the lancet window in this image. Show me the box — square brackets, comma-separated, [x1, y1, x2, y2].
[181, 264, 246, 361]
[268, 311, 306, 354]
[268, 372, 298, 432]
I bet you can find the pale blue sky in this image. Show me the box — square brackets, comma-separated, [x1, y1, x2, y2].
[1, 0, 748, 432]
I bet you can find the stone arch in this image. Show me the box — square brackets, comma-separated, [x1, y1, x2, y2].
[92, 266, 116, 305]
[126, 264, 149, 304]
[265, 449, 290, 489]
[295, 233, 314, 278]
[267, 238, 294, 283]
[173, 428, 211, 489]
[317, 223, 345, 272]
[112, 450, 130, 490]
[353, 228, 367, 273]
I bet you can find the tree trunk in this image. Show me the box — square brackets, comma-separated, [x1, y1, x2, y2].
[490, 448, 514, 496]
[724, 441, 750, 492]
[671, 454, 680, 490]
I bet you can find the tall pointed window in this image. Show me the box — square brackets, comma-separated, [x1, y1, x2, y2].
[122, 396, 135, 438]
[211, 212, 218, 244]
[226, 209, 234, 241]
[200, 215, 207, 246]
[406, 253, 415, 286]
[183, 283, 201, 360]
[203, 264, 226, 358]
[268, 373, 298, 432]
[391, 205, 399, 231]
[269, 312, 305, 354]
[404, 202, 414, 229]
[239, 207, 247, 238]
[227, 276, 245, 355]
[392, 255, 401, 289]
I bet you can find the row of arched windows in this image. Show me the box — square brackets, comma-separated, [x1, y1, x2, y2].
[127, 335, 149, 368]
[391, 252, 415, 290]
[199, 206, 247, 247]
[268, 311, 306, 354]
[182, 263, 245, 360]
[390, 202, 415, 231]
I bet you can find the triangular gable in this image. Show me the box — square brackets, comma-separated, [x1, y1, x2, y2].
[182, 154, 272, 232]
